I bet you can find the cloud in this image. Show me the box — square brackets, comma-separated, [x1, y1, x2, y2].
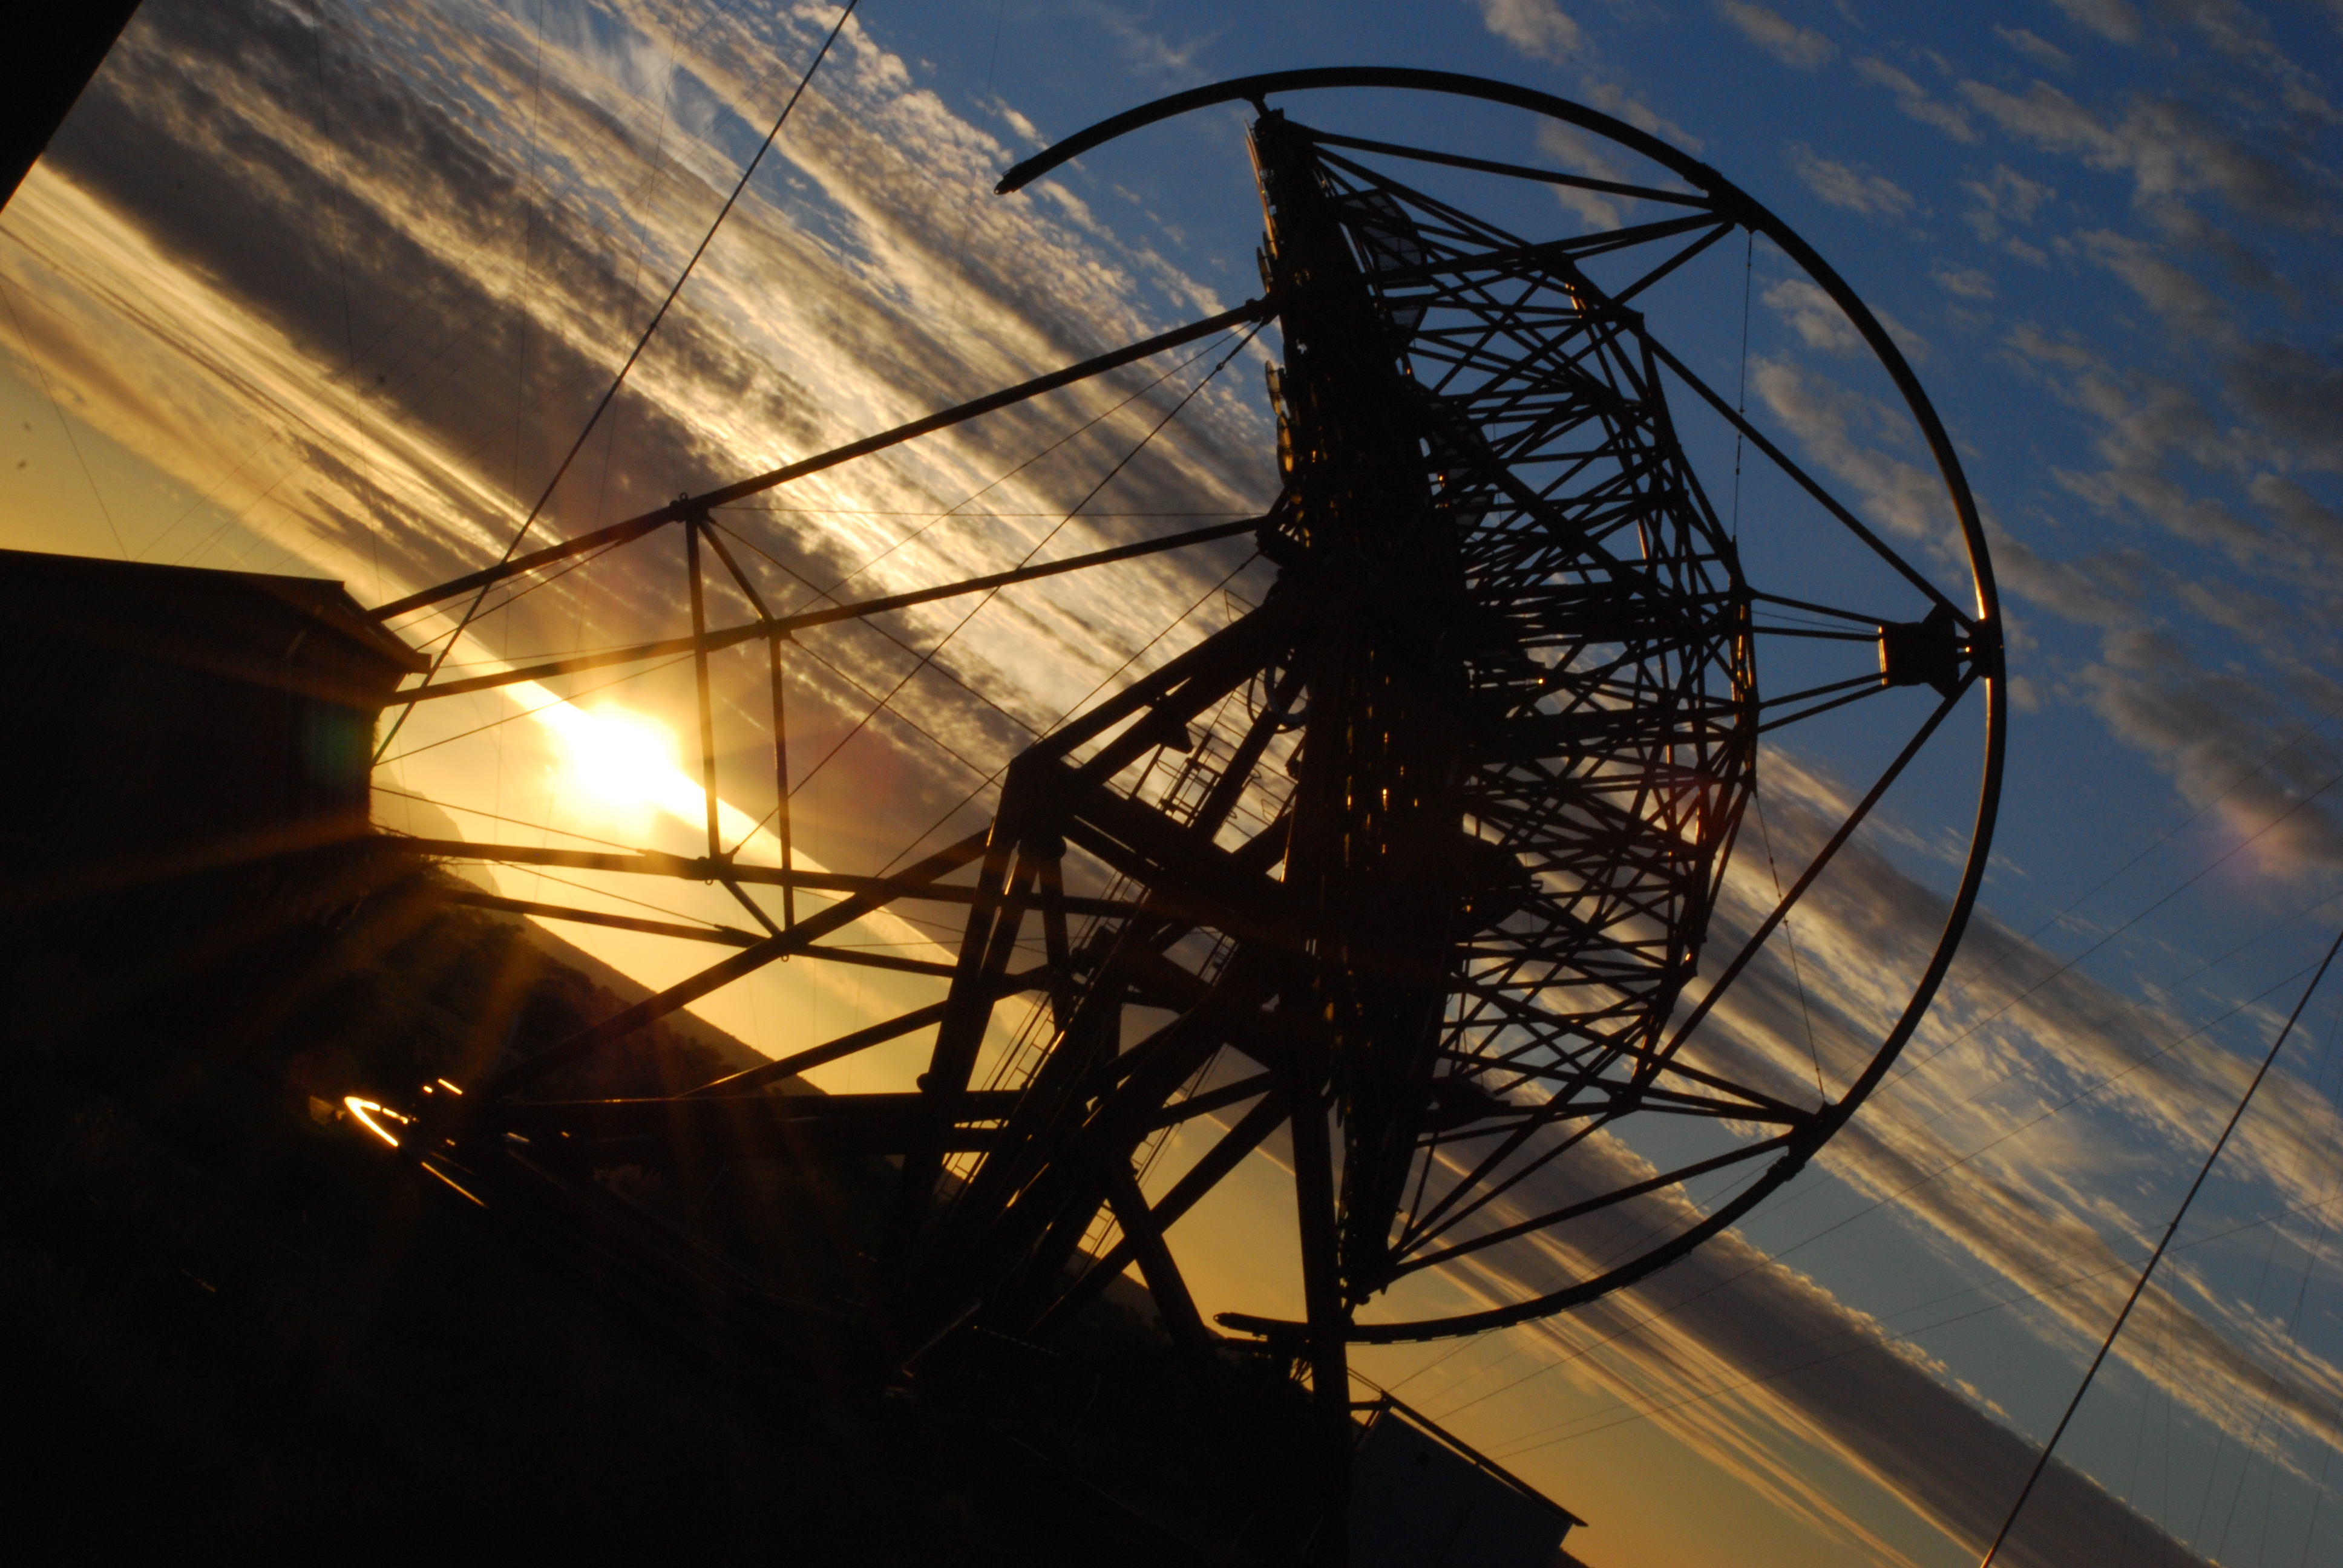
[1853, 56, 1980, 143]
[2005, 313, 2343, 571]
[1432, 1202, 2225, 1568]
[2077, 630, 2343, 867]
[1764, 278, 1865, 356]
[1955, 316, 2343, 884]
[988, 99, 1046, 151]
[2253, 475, 2343, 563]
[1787, 143, 1915, 218]
[1703, 350, 2343, 959]
[2057, 463, 2271, 565]
[2077, 229, 2233, 344]
[1958, 82, 2331, 227]
[1993, 26, 2073, 72]
[2162, 0, 2340, 121]
[1761, 281, 1932, 368]
[9, 0, 1276, 863]
[1932, 266, 1996, 300]
[1578, 79, 1706, 154]
[1473, 0, 1584, 64]
[1676, 761, 2343, 1460]
[2225, 339, 2343, 472]
[1409, 1199, 2192, 1564]
[1536, 120, 1630, 230]
[1066, 0, 1221, 81]
[1958, 79, 2129, 170]
[1961, 164, 2056, 243]
[1982, 523, 2153, 632]
[2044, 0, 2143, 44]
[1717, 1, 1837, 68]
[2014, 343, 2242, 498]
[1747, 356, 1958, 561]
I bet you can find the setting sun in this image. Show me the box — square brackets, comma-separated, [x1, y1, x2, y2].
[512, 685, 778, 860]
[543, 704, 687, 815]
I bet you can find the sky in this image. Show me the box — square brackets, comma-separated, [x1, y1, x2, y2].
[4, 2, 2342, 1564]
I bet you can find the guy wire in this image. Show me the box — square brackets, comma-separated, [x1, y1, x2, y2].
[1979, 913, 2343, 1566]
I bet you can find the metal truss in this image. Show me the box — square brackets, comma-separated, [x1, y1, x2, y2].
[361, 70, 2005, 1558]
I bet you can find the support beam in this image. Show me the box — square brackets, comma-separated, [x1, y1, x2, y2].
[771, 634, 795, 927]
[882, 827, 1038, 1274]
[398, 838, 1142, 918]
[424, 886, 972, 979]
[1287, 1076, 1354, 1567]
[686, 519, 723, 860]
[497, 1089, 1024, 1153]
[474, 830, 991, 1099]
[370, 303, 1270, 623]
[693, 516, 796, 916]
[386, 514, 1265, 702]
[1032, 1090, 1288, 1337]
[1103, 1165, 1216, 1362]
[682, 999, 958, 1097]
[1299, 127, 1712, 207]
[1293, 1078, 1368, 1566]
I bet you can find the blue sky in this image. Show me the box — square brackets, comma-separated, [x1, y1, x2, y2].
[4, 2, 2342, 1564]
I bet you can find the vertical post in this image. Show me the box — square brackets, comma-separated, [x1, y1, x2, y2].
[880, 819, 1031, 1312]
[1287, 1074, 1352, 1567]
[685, 515, 722, 861]
[1103, 1163, 1297, 1552]
[692, 520, 791, 922]
[1034, 835, 1073, 1028]
[770, 630, 795, 927]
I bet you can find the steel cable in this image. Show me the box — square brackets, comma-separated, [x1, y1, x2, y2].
[1978, 916, 2343, 1566]
[375, 0, 862, 762]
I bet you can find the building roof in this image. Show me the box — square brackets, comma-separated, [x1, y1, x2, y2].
[0, 547, 428, 693]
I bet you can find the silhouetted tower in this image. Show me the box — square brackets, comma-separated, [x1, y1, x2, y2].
[357, 71, 2004, 1564]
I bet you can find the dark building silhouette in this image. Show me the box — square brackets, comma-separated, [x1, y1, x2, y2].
[0, 548, 422, 878]
[1349, 1398, 1588, 1567]
[0, 548, 422, 1046]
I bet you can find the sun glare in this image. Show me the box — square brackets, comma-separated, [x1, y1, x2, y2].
[559, 706, 683, 810]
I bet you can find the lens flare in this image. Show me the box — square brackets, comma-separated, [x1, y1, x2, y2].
[557, 706, 683, 811]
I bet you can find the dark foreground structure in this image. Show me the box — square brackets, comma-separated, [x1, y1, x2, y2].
[0, 550, 424, 1046]
[4, 51, 2002, 1568]
[345, 69, 1999, 1564]
[0, 0, 145, 207]
[0, 544, 1583, 1563]
[0, 549, 1240, 1561]
[0, 549, 422, 866]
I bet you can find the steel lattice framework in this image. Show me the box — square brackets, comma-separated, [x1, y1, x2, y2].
[1303, 126, 1759, 1306]
[358, 70, 2005, 1557]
